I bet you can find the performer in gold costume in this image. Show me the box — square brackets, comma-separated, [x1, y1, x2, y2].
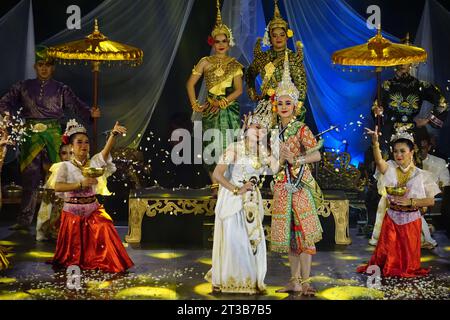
[245, 0, 307, 124]
[186, 0, 244, 184]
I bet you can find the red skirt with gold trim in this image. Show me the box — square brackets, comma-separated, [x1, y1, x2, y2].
[52, 207, 134, 273]
[357, 214, 428, 278]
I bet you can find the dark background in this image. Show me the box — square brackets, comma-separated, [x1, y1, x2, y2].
[1, 0, 449, 223]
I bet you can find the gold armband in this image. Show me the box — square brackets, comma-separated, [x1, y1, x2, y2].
[192, 67, 202, 76]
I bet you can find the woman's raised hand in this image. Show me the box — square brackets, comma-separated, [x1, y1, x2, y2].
[112, 121, 127, 136]
[364, 126, 380, 144]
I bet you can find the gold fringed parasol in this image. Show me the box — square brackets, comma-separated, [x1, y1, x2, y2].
[47, 19, 144, 152]
[332, 27, 427, 127]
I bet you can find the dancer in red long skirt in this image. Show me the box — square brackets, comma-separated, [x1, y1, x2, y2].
[48, 119, 133, 273]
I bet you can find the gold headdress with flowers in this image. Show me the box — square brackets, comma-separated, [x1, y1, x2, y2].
[211, 0, 235, 47]
[62, 119, 87, 144]
[262, 0, 294, 47]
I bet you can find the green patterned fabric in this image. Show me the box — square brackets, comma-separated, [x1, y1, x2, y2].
[202, 93, 240, 172]
[19, 119, 62, 172]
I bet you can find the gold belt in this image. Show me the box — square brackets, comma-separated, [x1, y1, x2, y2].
[389, 204, 417, 212]
[65, 196, 97, 204]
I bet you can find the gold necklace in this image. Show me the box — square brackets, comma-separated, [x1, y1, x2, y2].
[396, 165, 414, 187]
[212, 55, 227, 77]
[71, 157, 90, 171]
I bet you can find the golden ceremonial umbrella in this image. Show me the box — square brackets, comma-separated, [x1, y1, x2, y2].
[47, 19, 144, 151]
[332, 28, 427, 127]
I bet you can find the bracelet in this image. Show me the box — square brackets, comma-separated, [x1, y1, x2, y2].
[372, 142, 380, 149]
[191, 100, 203, 112]
[110, 131, 119, 137]
[411, 198, 417, 207]
[233, 186, 239, 196]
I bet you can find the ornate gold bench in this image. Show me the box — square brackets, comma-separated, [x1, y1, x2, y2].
[125, 187, 351, 245]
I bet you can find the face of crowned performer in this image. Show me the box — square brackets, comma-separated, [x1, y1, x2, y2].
[70, 133, 90, 161]
[276, 95, 295, 123]
[247, 123, 267, 144]
[270, 27, 287, 51]
[395, 64, 412, 78]
[392, 139, 414, 168]
[34, 61, 55, 81]
[59, 144, 73, 161]
[213, 34, 230, 55]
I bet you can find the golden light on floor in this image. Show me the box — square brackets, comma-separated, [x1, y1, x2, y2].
[27, 288, 65, 299]
[0, 292, 31, 300]
[335, 254, 361, 261]
[365, 246, 375, 252]
[420, 256, 436, 263]
[87, 280, 112, 291]
[265, 286, 290, 299]
[443, 246, 450, 252]
[0, 277, 17, 284]
[115, 286, 177, 300]
[197, 257, 212, 265]
[25, 251, 54, 259]
[193, 283, 216, 299]
[146, 252, 185, 259]
[5, 253, 15, 258]
[317, 286, 384, 300]
[0, 240, 18, 246]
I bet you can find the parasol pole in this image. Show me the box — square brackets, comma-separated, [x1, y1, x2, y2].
[92, 61, 100, 153]
[376, 67, 382, 129]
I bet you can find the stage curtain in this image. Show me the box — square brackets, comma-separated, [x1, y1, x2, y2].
[415, 0, 450, 158]
[42, 0, 194, 148]
[284, 0, 399, 164]
[0, 0, 35, 97]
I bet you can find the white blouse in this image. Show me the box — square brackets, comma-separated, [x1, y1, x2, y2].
[46, 153, 116, 217]
[375, 160, 441, 225]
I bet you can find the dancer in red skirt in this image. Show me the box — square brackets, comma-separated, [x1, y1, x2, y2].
[358, 127, 440, 278]
[47, 119, 133, 273]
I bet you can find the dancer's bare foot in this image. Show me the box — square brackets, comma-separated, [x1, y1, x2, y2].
[301, 282, 316, 297]
[275, 278, 302, 293]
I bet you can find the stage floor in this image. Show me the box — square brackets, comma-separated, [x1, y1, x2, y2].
[0, 224, 449, 300]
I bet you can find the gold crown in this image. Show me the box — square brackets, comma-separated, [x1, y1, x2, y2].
[211, 0, 235, 46]
[268, 0, 288, 32]
[64, 119, 87, 137]
[275, 51, 299, 102]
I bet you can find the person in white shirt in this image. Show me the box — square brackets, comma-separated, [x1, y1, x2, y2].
[419, 136, 450, 188]
[418, 135, 449, 248]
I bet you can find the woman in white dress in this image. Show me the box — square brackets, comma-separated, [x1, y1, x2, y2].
[205, 112, 279, 294]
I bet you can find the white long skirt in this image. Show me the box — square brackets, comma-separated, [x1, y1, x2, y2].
[206, 209, 267, 294]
